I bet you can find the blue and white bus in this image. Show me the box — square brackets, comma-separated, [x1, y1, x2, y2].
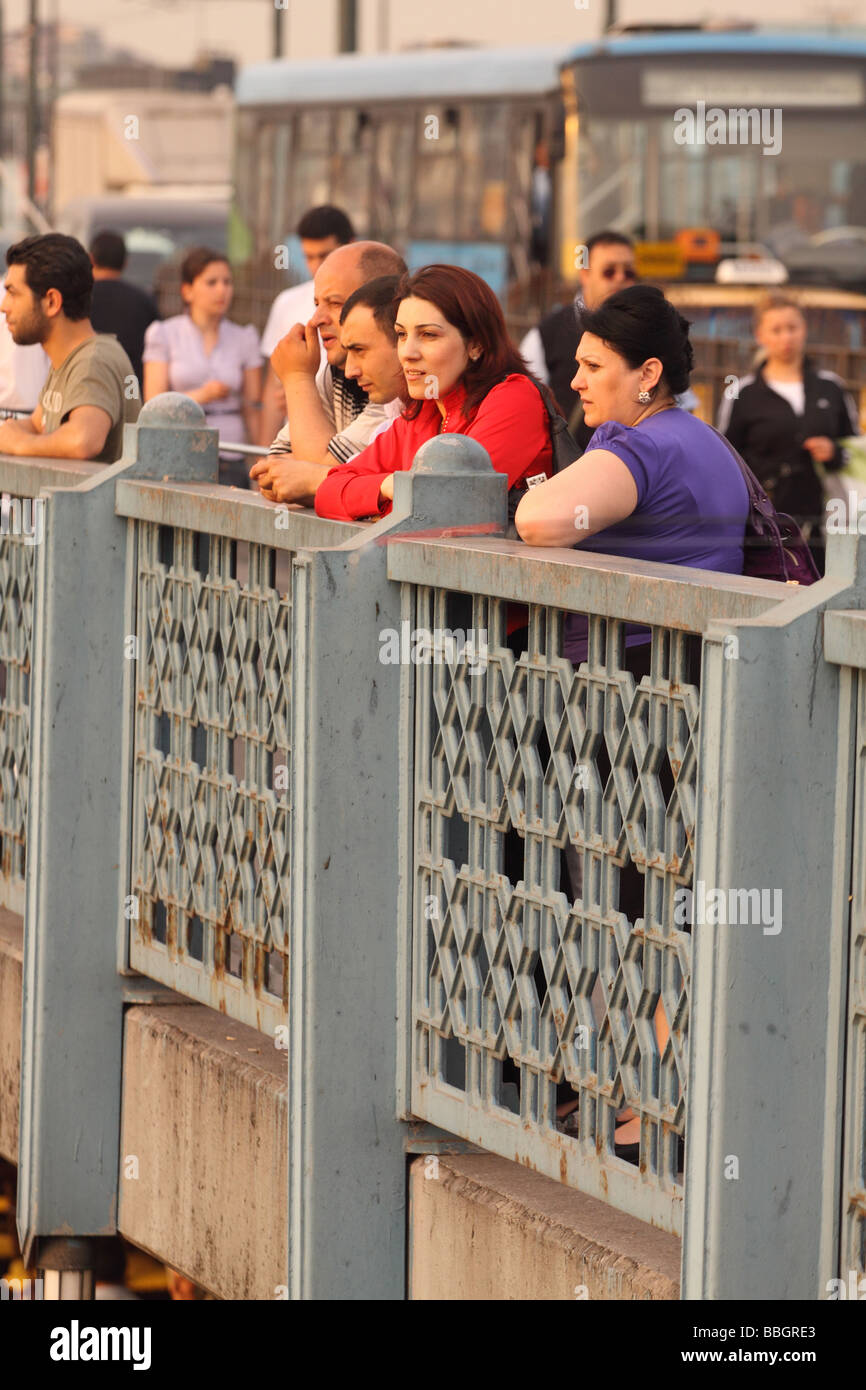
[233, 26, 866, 390]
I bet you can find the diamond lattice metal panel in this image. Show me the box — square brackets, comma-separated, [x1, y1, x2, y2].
[410, 588, 698, 1233]
[0, 511, 35, 911]
[129, 522, 291, 1034]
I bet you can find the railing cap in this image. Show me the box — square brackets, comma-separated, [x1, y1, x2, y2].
[127, 392, 218, 482]
[411, 434, 494, 476]
[137, 393, 207, 428]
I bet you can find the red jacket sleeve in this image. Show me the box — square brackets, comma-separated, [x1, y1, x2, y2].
[314, 417, 407, 520]
[465, 376, 551, 487]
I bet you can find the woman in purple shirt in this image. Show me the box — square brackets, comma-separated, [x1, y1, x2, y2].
[515, 284, 749, 664]
[515, 285, 749, 1160]
[143, 247, 262, 487]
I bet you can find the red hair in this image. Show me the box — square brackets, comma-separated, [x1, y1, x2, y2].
[395, 265, 530, 420]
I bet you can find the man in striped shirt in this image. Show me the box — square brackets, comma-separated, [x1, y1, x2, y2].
[262, 241, 406, 470]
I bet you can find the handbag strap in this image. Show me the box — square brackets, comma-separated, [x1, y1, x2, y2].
[527, 376, 581, 472]
[704, 421, 775, 518]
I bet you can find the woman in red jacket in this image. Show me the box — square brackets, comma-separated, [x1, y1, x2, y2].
[313, 264, 552, 521]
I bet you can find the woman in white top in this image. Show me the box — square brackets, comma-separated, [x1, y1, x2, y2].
[143, 247, 262, 487]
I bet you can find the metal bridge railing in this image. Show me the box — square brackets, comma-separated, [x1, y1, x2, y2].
[0, 457, 99, 914]
[822, 608, 866, 1286]
[10, 402, 866, 1297]
[114, 479, 361, 1034]
[387, 535, 791, 1236]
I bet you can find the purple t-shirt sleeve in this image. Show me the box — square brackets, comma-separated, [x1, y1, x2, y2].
[588, 420, 661, 507]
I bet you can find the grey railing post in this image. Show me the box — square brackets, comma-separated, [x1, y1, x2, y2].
[289, 435, 505, 1299]
[683, 532, 866, 1300]
[17, 395, 218, 1275]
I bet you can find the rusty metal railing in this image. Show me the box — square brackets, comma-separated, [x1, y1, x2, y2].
[116, 480, 360, 1033]
[387, 535, 793, 1235]
[0, 457, 99, 914]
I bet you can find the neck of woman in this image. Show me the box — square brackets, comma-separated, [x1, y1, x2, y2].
[632, 395, 676, 427]
[189, 307, 221, 334]
[764, 357, 803, 382]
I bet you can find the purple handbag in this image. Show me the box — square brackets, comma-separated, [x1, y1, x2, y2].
[711, 426, 820, 586]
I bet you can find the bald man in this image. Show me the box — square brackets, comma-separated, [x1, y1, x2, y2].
[258, 242, 406, 481]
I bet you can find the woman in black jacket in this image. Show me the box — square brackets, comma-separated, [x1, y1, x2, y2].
[717, 292, 859, 571]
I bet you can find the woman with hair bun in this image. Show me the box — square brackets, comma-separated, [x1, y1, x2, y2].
[516, 284, 751, 663]
[143, 246, 262, 487]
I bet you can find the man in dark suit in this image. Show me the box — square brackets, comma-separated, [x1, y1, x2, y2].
[89, 230, 159, 395]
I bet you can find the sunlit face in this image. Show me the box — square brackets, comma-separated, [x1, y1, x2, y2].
[301, 235, 340, 278]
[340, 304, 405, 404]
[182, 260, 233, 318]
[310, 253, 365, 366]
[755, 307, 806, 365]
[580, 244, 638, 312]
[1, 263, 51, 345]
[394, 296, 476, 401]
[571, 331, 662, 429]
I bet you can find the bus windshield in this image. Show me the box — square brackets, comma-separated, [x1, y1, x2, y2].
[572, 52, 866, 291]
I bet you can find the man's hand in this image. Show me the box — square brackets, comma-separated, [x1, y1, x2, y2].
[249, 455, 283, 498]
[270, 322, 320, 382]
[803, 436, 835, 465]
[378, 474, 395, 503]
[250, 455, 330, 507]
[0, 418, 38, 455]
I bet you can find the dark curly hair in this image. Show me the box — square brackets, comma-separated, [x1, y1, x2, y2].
[579, 284, 694, 396]
[6, 233, 93, 320]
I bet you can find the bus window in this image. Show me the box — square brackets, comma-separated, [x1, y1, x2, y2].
[293, 151, 332, 226]
[458, 104, 508, 240]
[270, 124, 292, 249]
[234, 112, 258, 241]
[329, 110, 374, 234]
[512, 106, 545, 273]
[415, 107, 460, 240]
[371, 118, 413, 246]
[255, 123, 278, 255]
[298, 108, 331, 153]
[579, 105, 866, 288]
[577, 118, 645, 240]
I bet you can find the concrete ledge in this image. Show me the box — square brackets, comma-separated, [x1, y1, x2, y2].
[409, 1154, 680, 1300]
[118, 1003, 287, 1301]
[0, 909, 23, 1163]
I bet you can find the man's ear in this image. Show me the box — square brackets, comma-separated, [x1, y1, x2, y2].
[42, 287, 64, 319]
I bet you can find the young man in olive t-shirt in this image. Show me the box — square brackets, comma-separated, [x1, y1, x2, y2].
[0, 233, 140, 463]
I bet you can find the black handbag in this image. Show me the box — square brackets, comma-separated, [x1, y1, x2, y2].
[709, 426, 820, 586]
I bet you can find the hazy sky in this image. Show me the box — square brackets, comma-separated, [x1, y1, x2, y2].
[4, 0, 860, 70]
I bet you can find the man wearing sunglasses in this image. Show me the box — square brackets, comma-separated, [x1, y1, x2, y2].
[521, 230, 638, 448]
